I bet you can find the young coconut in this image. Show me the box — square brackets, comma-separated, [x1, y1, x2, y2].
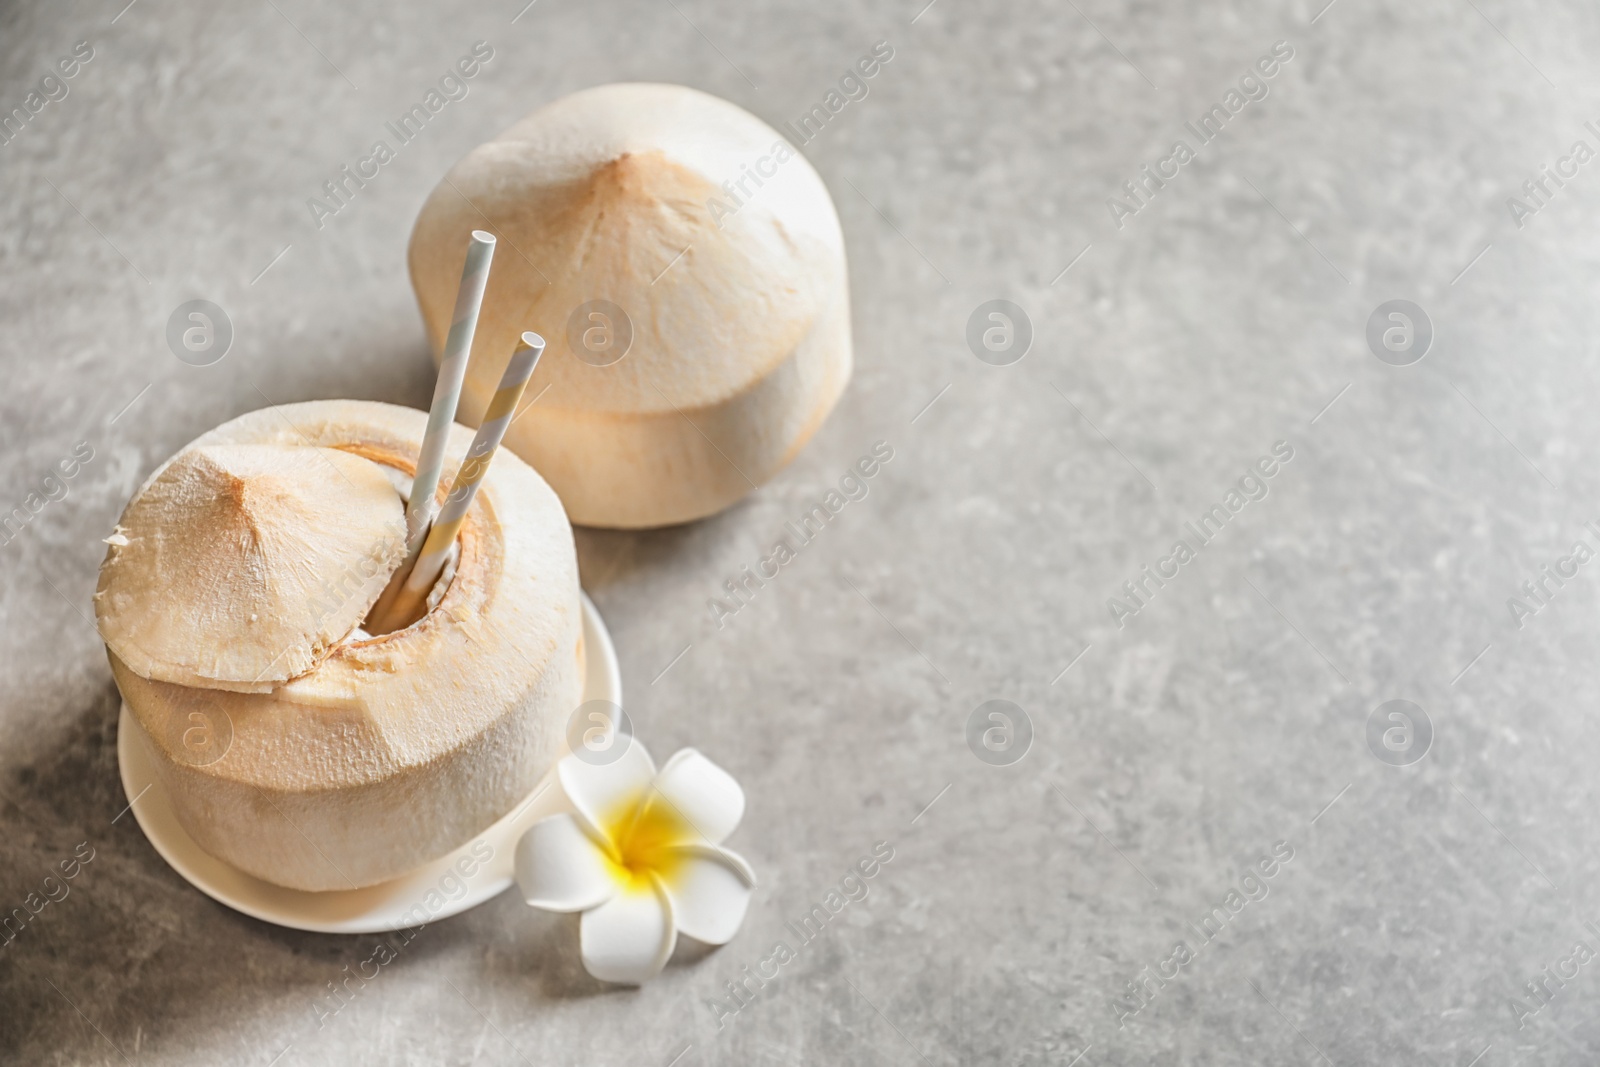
[409, 82, 852, 529]
[95, 400, 584, 892]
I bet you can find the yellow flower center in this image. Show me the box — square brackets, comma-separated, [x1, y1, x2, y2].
[600, 793, 691, 892]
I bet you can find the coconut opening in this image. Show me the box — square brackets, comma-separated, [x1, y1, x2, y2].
[349, 542, 459, 642]
[351, 463, 462, 641]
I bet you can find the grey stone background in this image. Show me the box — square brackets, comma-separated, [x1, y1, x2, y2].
[3, 0, 1599, 1062]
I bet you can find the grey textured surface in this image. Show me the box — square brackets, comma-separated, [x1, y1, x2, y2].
[4, 0, 1600, 1063]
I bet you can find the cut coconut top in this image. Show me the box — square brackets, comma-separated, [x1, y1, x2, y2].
[95, 443, 407, 694]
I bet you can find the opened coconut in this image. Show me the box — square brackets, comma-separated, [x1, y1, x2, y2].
[95, 400, 584, 892]
[409, 82, 853, 528]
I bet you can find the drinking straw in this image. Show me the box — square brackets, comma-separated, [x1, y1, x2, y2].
[366, 231, 494, 630]
[368, 333, 545, 633]
[406, 229, 496, 547]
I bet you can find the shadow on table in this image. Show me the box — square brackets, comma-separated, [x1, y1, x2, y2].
[0, 674, 736, 1063]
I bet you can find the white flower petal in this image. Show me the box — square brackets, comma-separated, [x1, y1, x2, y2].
[647, 748, 745, 845]
[559, 740, 657, 843]
[514, 814, 616, 913]
[579, 875, 676, 985]
[661, 843, 756, 946]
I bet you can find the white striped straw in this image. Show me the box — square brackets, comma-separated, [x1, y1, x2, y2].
[370, 333, 545, 632]
[365, 231, 495, 631]
[406, 230, 496, 548]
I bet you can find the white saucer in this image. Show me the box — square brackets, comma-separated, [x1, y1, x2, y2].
[116, 592, 620, 935]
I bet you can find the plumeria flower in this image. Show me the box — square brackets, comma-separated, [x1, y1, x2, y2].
[514, 741, 756, 985]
